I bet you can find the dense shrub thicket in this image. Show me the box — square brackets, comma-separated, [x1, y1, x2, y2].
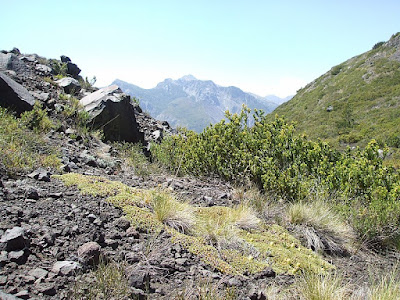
[153, 106, 400, 248]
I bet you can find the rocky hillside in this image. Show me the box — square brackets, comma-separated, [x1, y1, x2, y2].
[0, 48, 399, 300]
[270, 32, 400, 148]
[113, 76, 278, 132]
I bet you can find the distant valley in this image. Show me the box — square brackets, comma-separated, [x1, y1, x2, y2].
[113, 75, 291, 132]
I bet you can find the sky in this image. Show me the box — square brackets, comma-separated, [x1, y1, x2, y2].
[1, 1, 400, 98]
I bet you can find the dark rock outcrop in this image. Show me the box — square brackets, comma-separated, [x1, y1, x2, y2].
[56, 77, 81, 95]
[80, 85, 144, 144]
[0, 72, 35, 115]
[0, 52, 29, 74]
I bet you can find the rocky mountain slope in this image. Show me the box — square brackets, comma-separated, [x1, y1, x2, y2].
[270, 32, 400, 148]
[113, 76, 279, 132]
[0, 48, 398, 300]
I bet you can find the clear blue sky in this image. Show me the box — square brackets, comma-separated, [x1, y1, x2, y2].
[1, 0, 400, 97]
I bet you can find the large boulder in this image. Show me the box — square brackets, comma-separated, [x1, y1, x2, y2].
[80, 85, 144, 144]
[0, 72, 35, 115]
[0, 52, 29, 74]
[56, 77, 81, 95]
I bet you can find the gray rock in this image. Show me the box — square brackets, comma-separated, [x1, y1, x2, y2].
[327, 105, 333, 112]
[27, 168, 51, 182]
[0, 53, 29, 74]
[14, 290, 29, 300]
[228, 277, 242, 286]
[79, 151, 97, 167]
[35, 64, 52, 74]
[66, 62, 81, 78]
[80, 85, 144, 144]
[8, 250, 27, 264]
[0, 72, 35, 115]
[0, 250, 8, 266]
[30, 91, 50, 101]
[51, 260, 81, 276]
[0, 275, 7, 285]
[175, 258, 187, 266]
[56, 77, 81, 95]
[0, 290, 22, 300]
[60, 55, 71, 63]
[65, 128, 76, 135]
[77, 241, 101, 266]
[104, 238, 118, 249]
[152, 130, 162, 142]
[128, 268, 150, 290]
[113, 217, 131, 231]
[0, 227, 27, 251]
[35, 282, 56, 296]
[253, 267, 276, 279]
[28, 267, 48, 279]
[25, 187, 39, 200]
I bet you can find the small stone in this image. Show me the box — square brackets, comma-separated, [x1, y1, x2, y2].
[65, 128, 76, 135]
[0, 275, 7, 285]
[175, 258, 187, 266]
[126, 227, 140, 238]
[15, 290, 30, 299]
[29, 267, 48, 279]
[35, 282, 56, 296]
[128, 268, 150, 290]
[113, 217, 131, 230]
[20, 275, 35, 284]
[51, 260, 81, 276]
[27, 168, 50, 182]
[0, 227, 27, 251]
[0, 251, 8, 266]
[125, 252, 141, 264]
[253, 267, 276, 279]
[25, 187, 39, 200]
[228, 277, 242, 286]
[87, 214, 97, 222]
[8, 250, 27, 264]
[48, 192, 63, 199]
[104, 239, 118, 250]
[77, 241, 101, 266]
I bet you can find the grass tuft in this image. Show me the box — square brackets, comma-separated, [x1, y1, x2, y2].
[296, 272, 349, 300]
[71, 261, 131, 300]
[287, 200, 355, 255]
[152, 190, 195, 233]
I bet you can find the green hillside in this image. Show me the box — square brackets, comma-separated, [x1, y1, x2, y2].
[271, 32, 400, 149]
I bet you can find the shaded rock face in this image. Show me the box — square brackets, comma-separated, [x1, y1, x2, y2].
[80, 85, 144, 144]
[0, 72, 35, 115]
[0, 53, 29, 74]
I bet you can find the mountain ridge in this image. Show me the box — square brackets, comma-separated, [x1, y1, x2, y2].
[269, 32, 400, 148]
[113, 76, 286, 132]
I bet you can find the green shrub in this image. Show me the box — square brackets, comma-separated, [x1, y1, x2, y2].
[49, 59, 67, 77]
[20, 102, 54, 133]
[153, 106, 400, 248]
[59, 94, 90, 134]
[0, 108, 60, 176]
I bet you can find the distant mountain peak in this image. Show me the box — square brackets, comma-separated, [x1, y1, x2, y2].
[179, 74, 197, 81]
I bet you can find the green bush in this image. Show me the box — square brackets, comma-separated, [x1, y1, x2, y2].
[153, 106, 400, 248]
[20, 102, 54, 133]
[0, 108, 60, 176]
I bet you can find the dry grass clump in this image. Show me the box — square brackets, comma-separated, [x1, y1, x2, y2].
[151, 190, 195, 233]
[173, 280, 237, 300]
[287, 200, 355, 255]
[71, 261, 131, 300]
[295, 272, 349, 300]
[367, 266, 400, 300]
